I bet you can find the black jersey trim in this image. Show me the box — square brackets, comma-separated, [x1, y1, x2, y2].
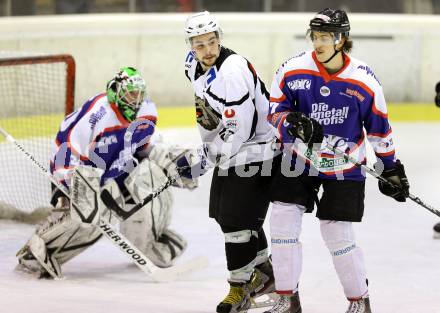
[215, 46, 236, 70]
[247, 99, 258, 141]
[206, 85, 250, 107]
[194, 62, 205, 80]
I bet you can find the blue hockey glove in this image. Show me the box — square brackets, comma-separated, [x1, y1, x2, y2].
[175, 152, 208, 179]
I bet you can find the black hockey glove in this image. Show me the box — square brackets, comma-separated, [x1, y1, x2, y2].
[285, 112, 324, 149]
[378, 159, 410, 202]
[435, 81, 440, 108]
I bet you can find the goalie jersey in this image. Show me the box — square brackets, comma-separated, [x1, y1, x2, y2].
[50, 93, 157, 188]
[269, 50, 396, 180]
[184, 47, 278, 168]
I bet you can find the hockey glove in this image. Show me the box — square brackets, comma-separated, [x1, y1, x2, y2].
[378, 159, 410, 202]
[175, 148, 210, 179]
[435, 81, 440, 108]
[285, 112, 324, 149]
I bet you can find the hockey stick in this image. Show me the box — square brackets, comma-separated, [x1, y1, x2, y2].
[0, 126, 209, 281]
[326, 143, 440, 218]
[101, 171, 180, 221]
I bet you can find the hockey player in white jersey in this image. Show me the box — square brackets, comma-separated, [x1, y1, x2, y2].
[16, 67, 196, 278]
[265, 8, 410, 313]
[175, 11, 279, 313]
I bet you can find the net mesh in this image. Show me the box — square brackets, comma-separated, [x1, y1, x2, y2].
[0, 53, 74, 212]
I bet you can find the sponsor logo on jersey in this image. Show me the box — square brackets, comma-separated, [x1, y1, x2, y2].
[378, 139, 393, 148]
[287, 79, 311, 91]
[224, 108, 235, 118]
[310, 102, 349, 125]
[89, 106, 106, 129]
[225, 119, 238, 130]
[219, 123, 236, 142]
[320, 86, 331, 97]
[357, 65, 381, 85]
[345, 88, 365, 102]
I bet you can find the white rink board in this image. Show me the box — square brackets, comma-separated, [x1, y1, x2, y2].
[1, 13, 440, 105]
[0, 123, 439, 313]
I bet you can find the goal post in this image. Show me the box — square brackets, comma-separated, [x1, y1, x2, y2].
[0, 53, 75, 213]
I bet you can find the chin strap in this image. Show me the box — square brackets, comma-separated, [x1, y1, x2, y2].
[322, 47, 341, 64]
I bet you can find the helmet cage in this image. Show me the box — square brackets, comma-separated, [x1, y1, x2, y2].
[107, 67, 146, 121]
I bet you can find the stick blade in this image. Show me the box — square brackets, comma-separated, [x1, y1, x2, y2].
[151, 256, 209, 282]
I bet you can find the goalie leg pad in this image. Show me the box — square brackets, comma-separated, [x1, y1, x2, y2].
[320, 220, 368, 299]
[70, 165, 104, 225]
[270, 202, 305, 292]
[121, 158, 173, 239]
[145, 228, 187, 268]
[17, 210, 102, 277]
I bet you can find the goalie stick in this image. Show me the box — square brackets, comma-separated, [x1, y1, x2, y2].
[326, 143, 440, 218]
[101, 171, 180, 221]
[0, 126, 208, 281]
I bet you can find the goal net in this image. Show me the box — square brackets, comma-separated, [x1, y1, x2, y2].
[0, 53, 75, 213]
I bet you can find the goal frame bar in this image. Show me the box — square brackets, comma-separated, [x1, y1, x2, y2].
[0, 54, 76, 115]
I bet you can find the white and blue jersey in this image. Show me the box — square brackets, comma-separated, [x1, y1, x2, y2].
[50, 93, 157, 189]
[184, 46, 278, 168]
[269, 50, 396, 180]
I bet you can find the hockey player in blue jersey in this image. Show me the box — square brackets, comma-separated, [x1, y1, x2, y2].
[265, 9, 410, 313]
[16, 67, 194, 278]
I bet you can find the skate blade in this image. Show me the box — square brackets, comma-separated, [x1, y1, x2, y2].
[248, 292, 279, 310]
[434, 231, 440, 239]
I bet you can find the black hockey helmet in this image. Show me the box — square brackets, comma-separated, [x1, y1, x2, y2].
[309, 8, 350, 36]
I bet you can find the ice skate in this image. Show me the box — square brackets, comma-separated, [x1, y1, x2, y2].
[433, 222, 440, 239]
[216, 281, 251, 313]
[263, 293, 302, 313]
[345, 297, 372, 313]
[252, 259, 275, 298]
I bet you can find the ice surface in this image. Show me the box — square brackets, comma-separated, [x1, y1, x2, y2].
[1, 123, 439, 313]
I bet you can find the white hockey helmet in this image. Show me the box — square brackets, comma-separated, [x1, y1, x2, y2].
[184, 11, 222, 44]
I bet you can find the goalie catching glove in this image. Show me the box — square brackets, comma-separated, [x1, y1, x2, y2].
[285, 111, 324, 149]
[147, 143, 199, 189]
[377, 159, 410, 202]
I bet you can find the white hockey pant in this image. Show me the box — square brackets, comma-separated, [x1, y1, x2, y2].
[270, 202, 305, 292]
[320, 220, 368, 299]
